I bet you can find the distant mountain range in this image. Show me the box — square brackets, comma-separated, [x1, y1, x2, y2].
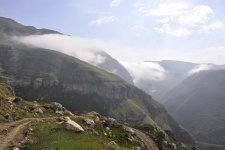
[164, 70, 225, 149]
[0, 16, 195, 146]
[133, 60, 223, 102]
[123, 60, 225, 150]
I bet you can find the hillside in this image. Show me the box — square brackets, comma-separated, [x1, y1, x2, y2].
[97, 51, 134, 85]
[0, 16, 195, 146]
[164, 70, 225, 149]
[0, 83, 187, 150]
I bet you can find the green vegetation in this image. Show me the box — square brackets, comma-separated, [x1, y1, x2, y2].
[21, 123, 110, 150]
[110, 99, 154, 125]
[134, 124, 186, 150]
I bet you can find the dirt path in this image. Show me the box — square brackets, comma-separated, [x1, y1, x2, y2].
[129, 127, 159, 150]
[0, 120, 32, 150]
[0, 118, 57, 150]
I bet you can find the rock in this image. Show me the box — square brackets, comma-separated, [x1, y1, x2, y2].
[55, 110, 63, 115]
[32, 107, 43, 114]
[52, 102, 63, 112]
[1, 129, 8, 135]
[60, 117, 84, 132]
[123, 126, 135, 135]
[64, 110, 74, 116]
[4, 113, 10, 120]
[106, 127, 110, 131]
[127, 134, 134, 143]
[86, 111, 101, 122]
[108, 131, 113, 138]
[85, 127, 99, 136]
[163, 140, 168, 145]
[181, 143, 186, 149]
[24, 126, 33, 136]
[132, 147, 141, 150]
[105, 118, 117, 127]
[84, 118, 95, 128]
[94, 116, 100, 122]
[169, 143, 177, 150]
[107, 141, 119, 150]
[13, 97, 22, 103]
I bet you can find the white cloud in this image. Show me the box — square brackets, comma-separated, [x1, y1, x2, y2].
[130, 24, 148, 31]
[109, 0, 121, 8]
[90, 16, 114, 25]
[198, 22, 224, 33]
[135, 1, 224, 36]
[149, 2, 188, 17]
[178, 5, 213, 26]
[189, 64, 212, 75]
[14, 34, 108, 65]
[121, 61, 166, 85]
[155, 24, 193, 37]
[13, 34, 147, 65]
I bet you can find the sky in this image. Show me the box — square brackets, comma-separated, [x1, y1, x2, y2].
[1, 0, 225, 64]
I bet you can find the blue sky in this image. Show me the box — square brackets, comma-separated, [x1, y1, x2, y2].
[1, 0, 225, 64]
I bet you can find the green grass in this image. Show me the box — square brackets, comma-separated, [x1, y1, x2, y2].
[22, 122, 110, 150]
[110, 99, 154, 125]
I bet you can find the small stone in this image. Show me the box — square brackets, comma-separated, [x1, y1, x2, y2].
[12, 147, 20, 150]
[84, 118, 95, 128]
[107, 141, 119, 150]
[105, 118, 117, 127]
[106, 127, 110, 131]
[32, 107, 43, 114]
[4, 113, 10, 120]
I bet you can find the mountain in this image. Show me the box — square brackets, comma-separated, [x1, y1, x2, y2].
[95, 51, 134, 85]
[0, 83, 189, 150]
[134, 60, 220, 102]
[0, 16, 195, 146]
[135, 60, 199, 101]
[164, 70, 225, 149]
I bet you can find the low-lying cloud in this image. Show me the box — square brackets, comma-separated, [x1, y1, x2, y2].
[14, 34, 109, 65]
[189, 64, 212, 75]
[121, 61, 167, 85]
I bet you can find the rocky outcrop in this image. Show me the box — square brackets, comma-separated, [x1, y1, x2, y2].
[11, 79, 133, 100]
[59, 117, 84, 132]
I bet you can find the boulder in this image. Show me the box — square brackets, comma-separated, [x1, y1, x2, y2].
[60, 117, 84, 132]
[55, 110, 63, 115]
[32, 107, 43, 114]
[85, 127, 99, 136]
[107, 141, 119, 150]
[123, 126, 135, 135]
[86, 111, 101, 122]
[84, 118, 95, 128]
[4, 113, 10, 120]
[52, 102, 63, 112]
[105, 118, 117, 127]
[64, 110, 74, 116]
